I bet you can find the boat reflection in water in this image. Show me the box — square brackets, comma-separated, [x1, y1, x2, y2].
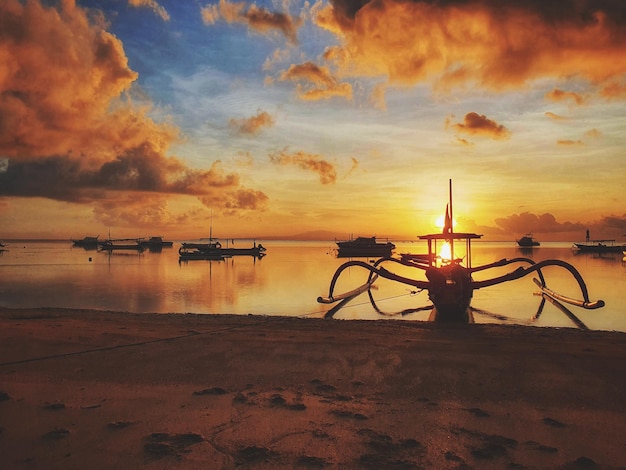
[319, 180, 604, 328]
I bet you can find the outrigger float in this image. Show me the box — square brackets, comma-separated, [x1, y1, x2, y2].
[318, 180, 604, 326]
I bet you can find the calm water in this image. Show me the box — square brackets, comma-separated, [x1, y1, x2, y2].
[0, 240, 624, 332]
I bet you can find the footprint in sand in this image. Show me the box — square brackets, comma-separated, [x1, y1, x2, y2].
[42, 402, 66, 411]
[542, 417, 566, 428]
[42, 428, 70, 440]
[192, 387, 228, 396]
[143, 432, 204, 460]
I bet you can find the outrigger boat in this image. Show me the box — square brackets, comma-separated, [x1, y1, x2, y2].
[572, 230, 626, 253]
[318, 180, 604, 326]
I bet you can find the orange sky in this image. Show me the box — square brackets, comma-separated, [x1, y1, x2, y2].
[1, 0, 625, 241]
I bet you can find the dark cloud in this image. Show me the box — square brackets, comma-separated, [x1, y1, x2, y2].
[600, 215, 626, 231]
[0, 149, 249, 202]
[495, 212, 585, 234]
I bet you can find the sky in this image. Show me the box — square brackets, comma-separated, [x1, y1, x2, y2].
[1, 0, 626, 241]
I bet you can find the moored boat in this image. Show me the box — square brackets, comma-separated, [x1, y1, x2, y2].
[99, 239, 144, 252]
[572, 230, 626, 253]
[71, 236, 101, 249]
[139, 236, 174, 251]
[336, 236, 395, 258]
[178, 239, 266, 261]
[517, 233, 540, 247]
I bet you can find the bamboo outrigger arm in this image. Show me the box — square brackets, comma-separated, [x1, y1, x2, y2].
[473, 258, 604, 310]
[317, 259, 430, 304]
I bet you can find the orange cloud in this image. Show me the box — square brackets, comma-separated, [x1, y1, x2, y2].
[447, 112, 511, 139]
[545, 89, 585, 105]
[269, 150, 337, 184]
[314, 0, 626, 94]
[229, 110, 276, 135]
[585, 128, 602, 139]
[545, 111, 567, 120]
[279, 62, 353, 101]
[128, 0, 169, 21]
[600, 80, 626, 99]
[0, 1, 267, 215]
[201, 0, 301, 44]
[557, 139, 585, 146]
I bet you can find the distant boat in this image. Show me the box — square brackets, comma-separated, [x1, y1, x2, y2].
[71, 236, 101, 249]
[139, 237, 173, 251]
[572, 230, 626, 253]
[336, 236, 395, 258]
[99, 238, 144, 252]
[516, 233, 540, 247]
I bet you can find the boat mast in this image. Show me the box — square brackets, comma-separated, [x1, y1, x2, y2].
[448, 179, 454, 260]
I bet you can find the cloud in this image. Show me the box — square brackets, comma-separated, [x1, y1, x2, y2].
[269, 150, 337, 184]
[545, 89, 585, 105]
[495, 212, 585, 234]
[447, 112, 511, 139]
[585, 128, 602, 139]
[313, 0, 626, 94]
[600, 214, 626, 231]
[0, 150, 245, 201]
[545, 111, 567, 120]
[599, 80, 626, 99]
[201, 0, 301, 44]
[279, 62, 353, 101]
[557, 139, 585, 146]
[199, 189, 270, 215]
[93, 194, 184, 229]
[229, 110, 276, 135]
[128, 0, 170, 21]
[0, 1, 267, 216]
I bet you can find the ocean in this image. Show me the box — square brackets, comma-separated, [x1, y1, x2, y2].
[1, 240, 624, 332]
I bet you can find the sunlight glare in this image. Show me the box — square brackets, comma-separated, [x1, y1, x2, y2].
[435, 215, 456, 231]
[438, 241, 452, 264]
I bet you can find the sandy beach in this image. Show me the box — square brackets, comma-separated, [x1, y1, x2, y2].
[1, 307, 625, 469]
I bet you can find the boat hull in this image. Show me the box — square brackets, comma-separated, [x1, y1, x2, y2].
[425, 265, 474, 323]
[336, 237, 395, 258]
[573, 243, 626, 253]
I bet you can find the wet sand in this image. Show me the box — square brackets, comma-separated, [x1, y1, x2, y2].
[1, 307, 625, 469]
